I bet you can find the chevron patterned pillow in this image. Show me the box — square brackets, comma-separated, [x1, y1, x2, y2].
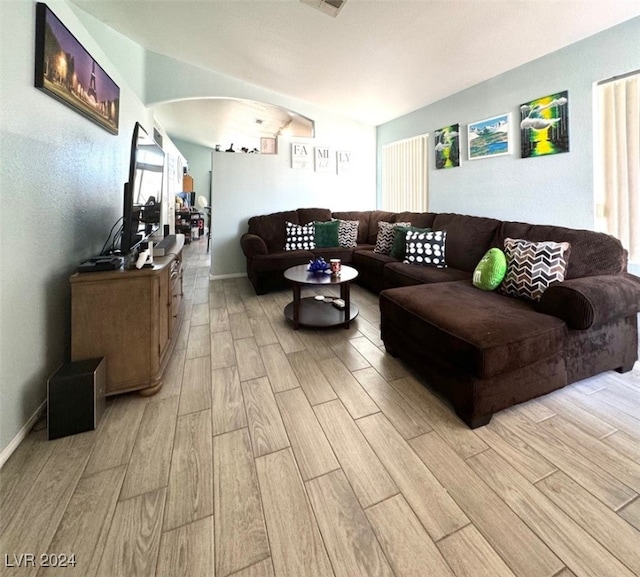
[374, 221, 411, 254]
[500, 238, 571, 301]
[337, 219, 359, 248]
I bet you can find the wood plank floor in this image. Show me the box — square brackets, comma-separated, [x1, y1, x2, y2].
[2, 239, 640, 577]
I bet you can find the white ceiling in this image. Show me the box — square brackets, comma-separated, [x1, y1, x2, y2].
[71, 0, 640, 147]
[153, 98, 315, 150]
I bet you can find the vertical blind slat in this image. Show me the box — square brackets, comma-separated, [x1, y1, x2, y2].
[382, 135, 428, 212]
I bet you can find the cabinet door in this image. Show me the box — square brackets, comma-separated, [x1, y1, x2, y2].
[71, 277, 152, 393]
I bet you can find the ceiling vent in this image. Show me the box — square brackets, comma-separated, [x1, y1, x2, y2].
[300, 0, 347, 18]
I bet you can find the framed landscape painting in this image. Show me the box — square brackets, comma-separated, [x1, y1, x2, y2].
[35, 3, 120, 134]
[467, 114, 511, 160]
[520, 91, 569, 158]
[434, 124, 460, 169]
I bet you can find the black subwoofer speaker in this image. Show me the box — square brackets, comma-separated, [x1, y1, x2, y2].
[47, 357, 106, 440]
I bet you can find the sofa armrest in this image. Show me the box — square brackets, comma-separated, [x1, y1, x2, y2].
[240, 233, 268, 257]
[537, 273, 640, 329]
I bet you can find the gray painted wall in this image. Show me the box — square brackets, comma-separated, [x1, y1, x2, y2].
[171, 138, 212, 208]
[0, 0, 154, 458]
[377, 17, 640, 272]
[147, 53, 377, 277]
[210, 138, 375, 277]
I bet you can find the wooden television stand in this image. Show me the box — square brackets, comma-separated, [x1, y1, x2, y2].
[70, 234, 185, 396]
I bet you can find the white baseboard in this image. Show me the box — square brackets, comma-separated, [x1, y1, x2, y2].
[209, 272, 247, 281]
[0, 400, 46, 470]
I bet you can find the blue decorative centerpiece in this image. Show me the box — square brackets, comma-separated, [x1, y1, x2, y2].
[308, 257, 330, 274]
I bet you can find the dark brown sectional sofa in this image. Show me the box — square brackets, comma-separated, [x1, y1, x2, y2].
[240, 207, 640, 427]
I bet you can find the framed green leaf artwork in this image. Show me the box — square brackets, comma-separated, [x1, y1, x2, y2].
[434, 124, 460, 169]
[520, 91, 569, 158]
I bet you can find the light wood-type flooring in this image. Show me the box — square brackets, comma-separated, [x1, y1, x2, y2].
[2, 239, 640, 577]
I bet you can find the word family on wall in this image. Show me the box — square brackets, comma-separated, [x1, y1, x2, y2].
[291, 143, 352, 175]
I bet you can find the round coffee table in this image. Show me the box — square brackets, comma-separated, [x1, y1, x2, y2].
[283, 264, 359, 329]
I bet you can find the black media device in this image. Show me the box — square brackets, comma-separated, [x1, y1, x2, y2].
[77, 256, 123, 273]
[47, 358, 106, 440]
[121, 122, 165, 255]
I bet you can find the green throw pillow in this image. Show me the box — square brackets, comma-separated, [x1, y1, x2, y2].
[391, 226, 431, 260]
[473, 248, 507, 291]
[314, 220, 340, 248]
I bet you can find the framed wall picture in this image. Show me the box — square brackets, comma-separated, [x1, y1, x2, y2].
[34, 3, 120, 134]
[434, 124, 460, 169]
[291, 143, 311, 169]
[314, 147, 331, 172]
[336, 150, 352, 175]
[260, 137, 277, 155]
[520, 91, 569, 158]
[467, 114, 511, 160]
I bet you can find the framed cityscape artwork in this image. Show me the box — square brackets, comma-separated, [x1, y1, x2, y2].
[34, 3, 120, 134]
[467, 114, 511, 160]
[520, 91, 569, 158]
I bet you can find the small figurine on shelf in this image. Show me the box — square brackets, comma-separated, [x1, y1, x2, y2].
[226, 143, 235, 152]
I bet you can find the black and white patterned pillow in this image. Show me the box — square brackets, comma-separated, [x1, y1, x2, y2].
[403, 230, 447, 268]
[284, 221, 316, 251]
[500, 238, 570, 301]
[338, 220, 359, 248]
[374, 221, 411, 254]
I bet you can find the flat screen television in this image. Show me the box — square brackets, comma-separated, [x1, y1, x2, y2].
[121, 122, 165, 255]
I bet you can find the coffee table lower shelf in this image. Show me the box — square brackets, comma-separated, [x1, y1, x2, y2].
[284, 297, 359, 329]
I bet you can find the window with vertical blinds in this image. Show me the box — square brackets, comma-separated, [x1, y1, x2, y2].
[594, 72, 640, 263]
[381, 134, 429, 212]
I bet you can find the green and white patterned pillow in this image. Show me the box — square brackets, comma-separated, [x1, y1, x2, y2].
[473, 248, 507, 291]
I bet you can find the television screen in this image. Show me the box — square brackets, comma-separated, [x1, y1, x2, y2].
[121, 122, 165, 254]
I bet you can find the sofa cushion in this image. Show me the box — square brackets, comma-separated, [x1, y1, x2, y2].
[391, 226, 432, 260]
[297, 207, 332, 223]
[337, 219, 359, 248]
[432, 213, 501, 272]
[495, 221, 625, 279]
[332, 211, 371, 244]
[250, 250, 315, 272]
[384, 262, 471, 287]
[379, 281, 567, 379]
[473, 248, 507, 291]
[404, 230, 446, 267]
[392, 212, 437, 229]
[501, 238, 571, 301]
[375, 221, 411, 254]
[314, 220, 339, 248]
[248, 210, 299, 253]
[353, 249, 397, 278]
[312, 246, 356, 263]
[367, 211, 398, 245]
[284, 221, 316, 251]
